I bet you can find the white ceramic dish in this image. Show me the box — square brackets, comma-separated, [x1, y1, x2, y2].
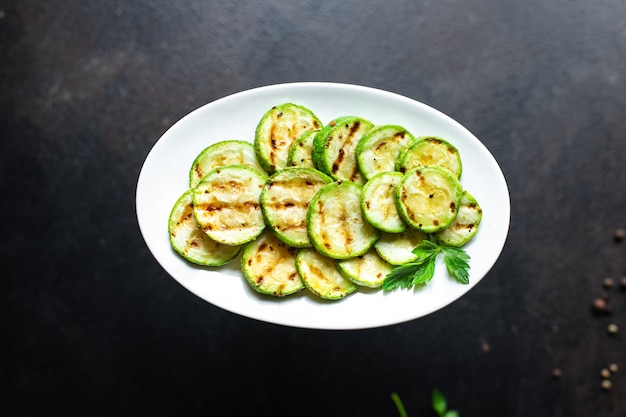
[136, 82, 510, 330]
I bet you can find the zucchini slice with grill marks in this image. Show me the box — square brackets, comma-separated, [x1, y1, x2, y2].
[193, 165, 267, 245]
[307, 181, 380, 259]
[168, 189, 241, 266]
[396, 165, 463, 233]
[286, 129, 318, 168]
[241, 231, 304, 297]
[397, 136, 462, 178]
[374, 229, 429, 266]
[296, 248, 357, 300]
[355, 124, 415, 180]
[189, 140, 266, 188]
[434, 190, 482, 247]
[312, 116, 374, 185]
[254, 103, 322, 174]
[361, 171, 407, 233]
[260, 167, 333, 248]
[336, 248, 394, 288]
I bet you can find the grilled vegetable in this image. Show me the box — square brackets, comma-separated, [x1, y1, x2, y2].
[336, 249, 394, 288]
[397, 136, 462, 178]
[396, 165, 463, 233]
[307, 181, 380, 259]
[168, 189, 241, 266]
[312, 116, 374, 185]
[287, 129, 318, 168]
[189, 140, 266, 188]
[361, 171, 407, 233]
[193, 165, 267, 245]
[254, 103, 322, 173]
[296, 248, 357, 300]
[260, 167, 332, 248]
[434, 190, 482, 247]
[241, 231, 304, 297]
[374, 229, 429, 265]
[355, 124, 415, 180]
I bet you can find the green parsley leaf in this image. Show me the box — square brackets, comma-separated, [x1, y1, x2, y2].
[441, 246, 470, 284]
[432, 388, 447, 416]
[410, 254, 436, 286]
[390, 392, 408, 417]
[383, 239, 471, 291]
[381, 260, 427, 291]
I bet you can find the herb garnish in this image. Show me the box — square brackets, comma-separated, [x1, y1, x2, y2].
[391, 389, 459, 417]
[382, 239, 470, 291]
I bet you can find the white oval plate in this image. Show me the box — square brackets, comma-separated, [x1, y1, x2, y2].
[136, 82, 510, 330]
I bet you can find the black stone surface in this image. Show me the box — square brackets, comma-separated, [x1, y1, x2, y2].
[3, 1, 626, 416]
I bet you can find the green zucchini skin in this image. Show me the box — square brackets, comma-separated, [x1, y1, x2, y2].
[396, 136, 462, 179]
[355, 124, 415, 180]
[193, 165, 268, 245]
[241, 231, 304, 297]
[254, 103, 322, 174]
[296, 248, 357, 300]
[307, 181, 380, 259]
[395, 165, 463, 233]
[312, 116, 375, 185]
[168, 189, 241, 266]
[374, 229, 429, 265]
[434, 190, 482, 247]
[286, 130, 318, 168]
[361, 171, 407, 233]
[189, 140, 266, 188]
[260, 167, 333, 248]
[336, 249, 393, 288]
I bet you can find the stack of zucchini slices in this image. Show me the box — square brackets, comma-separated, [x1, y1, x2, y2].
[168, 103, 482, 300]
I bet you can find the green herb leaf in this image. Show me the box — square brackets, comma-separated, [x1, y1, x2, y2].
[382, 260, 426, 291]
[410, 254, 436, 286]
[383, 240, 471, 290]
[432, 388, 447, 416]
[441, 246, 470, 284]
[390, 392, 408, 417]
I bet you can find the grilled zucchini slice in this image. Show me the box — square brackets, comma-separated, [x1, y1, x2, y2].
[434, 190, 482, 247]
[396, 165, 463, 233]
[168, 189, 241, 266]
[241, 231, 304, 297]
[254, 103, 322, 174]
[361, 171, 406, 233]
[189, 140, 266, 188]
[374, 229, 429, 265]
[397, 136, 462, 178]
[193, 165, 267, 245]
[307, 181, 380, 259]
[312, 116, 374, 185]
[286, 130, 318, 168]
[260, 167, 333, 248]
[336, 249, 394, 288]
[296, 248, 357, 300]
[355, 124, 415, 180]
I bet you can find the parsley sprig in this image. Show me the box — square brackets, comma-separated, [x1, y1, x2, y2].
[382, 239, 470, 291]
[391, 389, 459, 417]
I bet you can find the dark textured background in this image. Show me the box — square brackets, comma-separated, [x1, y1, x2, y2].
[3, 1, 626, 416]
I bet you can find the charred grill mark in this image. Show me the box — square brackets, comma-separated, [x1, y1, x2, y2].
[450, 202, 456, 212]
[332, 149, 345, 174]
[447, 146, 456, 154]
[194, 164, 203, 178]
[433, 219, 440, 226]
[196, 200, 260, 213]
[375, 140, 387, 151]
